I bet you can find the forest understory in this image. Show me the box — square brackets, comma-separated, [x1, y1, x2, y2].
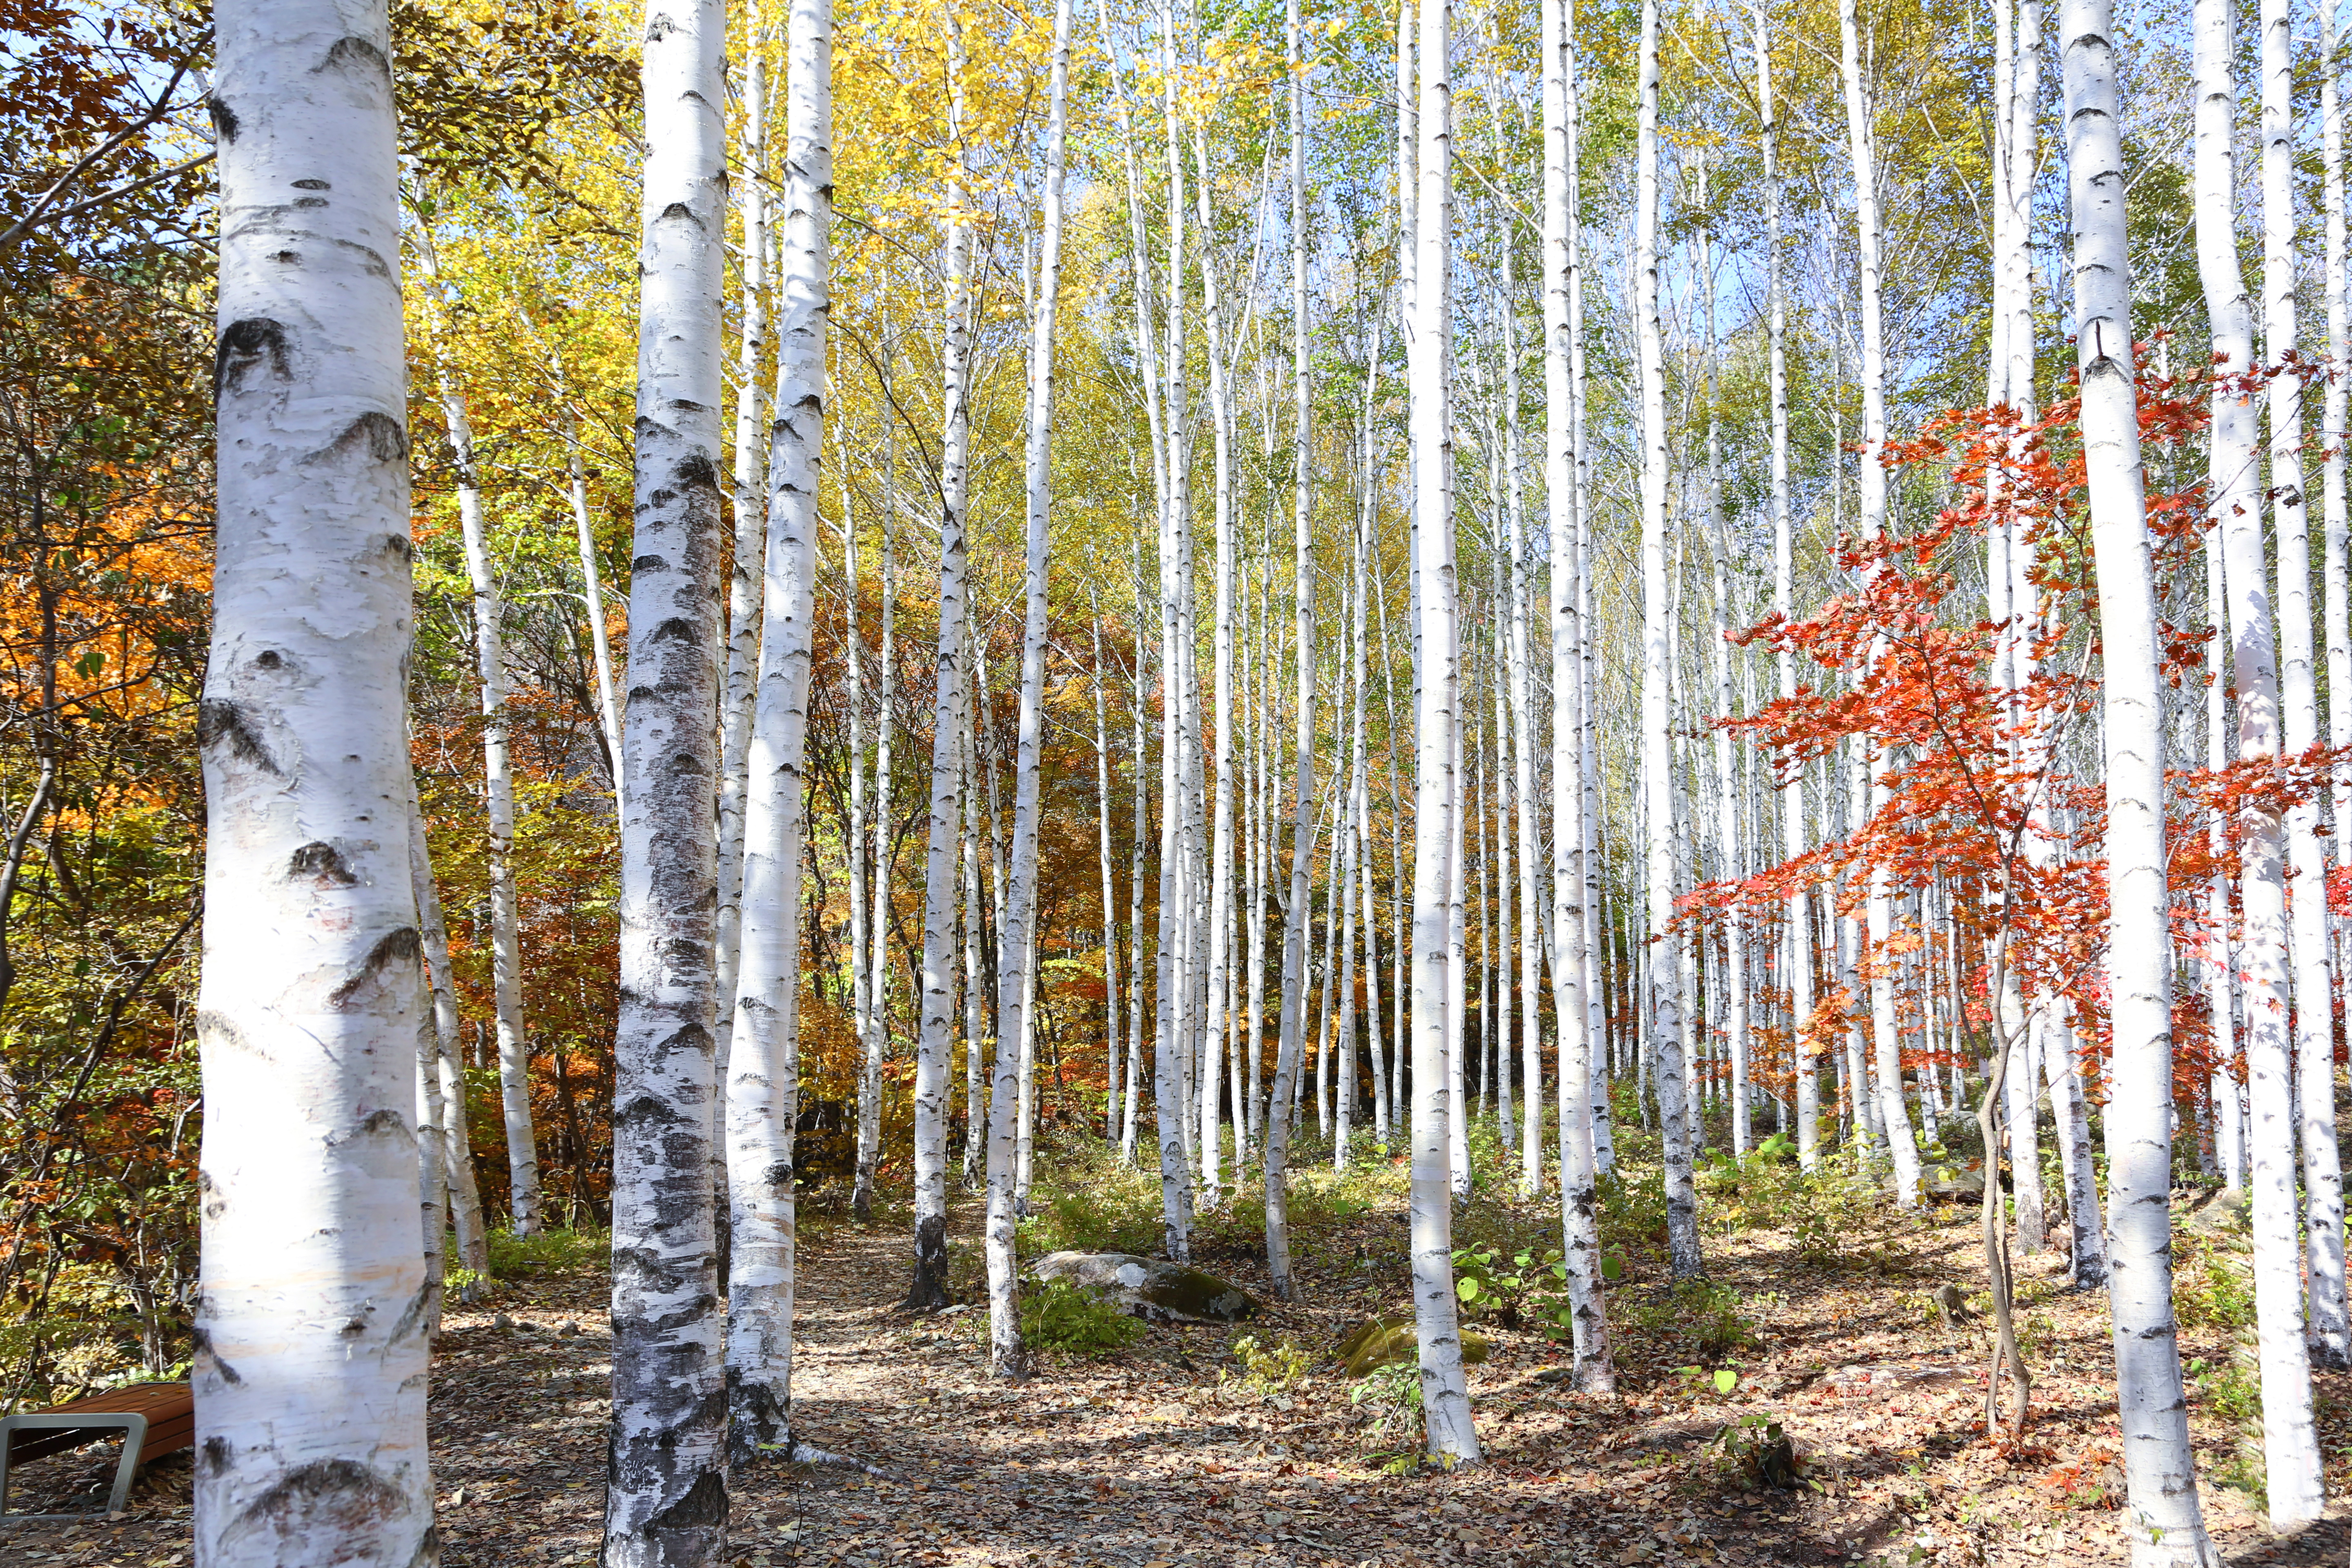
[10, 1132, 2352, 1568]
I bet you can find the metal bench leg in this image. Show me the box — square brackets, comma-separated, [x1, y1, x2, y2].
[0, 1413, 149, 1521]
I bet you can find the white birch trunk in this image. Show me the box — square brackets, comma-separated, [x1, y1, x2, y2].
[988, 0, 1072, 1374]
[724, 0, 828, 1462]
[605, 0, 730, 1546]
[2260, 0, 2351, 1368]
[1837, 0, 1921, 1205]
[2196, 0, 2326, 1522]
[1263, 0, 1316, 1299]
[713, 0, 771, 1133]
[566, 430, 627, 815]
[427, 310, 541, 1238]
[198, 27, 430, 1528]
[1091, 605, 1123, 1141]
[1543, 0, 1609, 1386]
[2063, 6, 2221, 1553]
[1408, 0, 1481, 1463]
[907, 22, 976, 1309]
[2327, 0, 2352, 923]
[408, 769, 489, 1290]
[1637, 0, 1702, 1280]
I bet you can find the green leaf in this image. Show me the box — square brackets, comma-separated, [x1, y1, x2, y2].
[1457, 1276, 1479, 1301]
[1713, 1369, 1738, 1395]
[1600, 1255, 1625, 1282]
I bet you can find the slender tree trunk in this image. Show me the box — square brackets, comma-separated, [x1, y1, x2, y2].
[200, 27, 439, 1494]
[907, 22, 976, 1312]
[724, 0, 829, 1463]
[1264, 0, 1318, 1299]
[1838, 0, 1922, 1205]
[603, 0, 731, 1549]
[1407, 0, 1481, 1464]
[1092, 604, 1124, 1141]
[1637, 0, 1702, 1281]
[2196, 0, 2326, 1523]
[1543, 0, 1610, 1389]
[2064, 3, 2222, 1554]
[561, 426, 628, 814]
[408, 771, 490, 1290]
[849, 457, 882, 1221]
[713, 0, 772, 1163]
[987, 0, 1072, 1374]
[425, 297, 542, 1238]
[2259, 0, 2352, 1368]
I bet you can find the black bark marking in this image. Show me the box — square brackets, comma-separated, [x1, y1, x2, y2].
[328, 927, 423, 1007]
[657, 200, 706, 229]
[294, 196, 327, 209]
[270, 250, 300, 265]
[669, 399, 713, 415]
[665, 749, 708, 775]
[214, 318, 290, 396]
[226, 1458, 405, 1541]
[308, 411, 408, 466]
[646, 1463, 728, 1544]
[192, 1326, 244, 1386]
[288, 841, 359, 885]
[632, 554, 668, 572]
[201, 1436, 232, 1474]
[255, 649, 284, 670]
[673, 452, 719, 489]
[198, 699, 282, 774]
[208, 97, 239, 142]
[316, 37, 393, 81]
[293, 179, 330, 190]
[385, 534, 412, 561]
[647, 617, 698, 645]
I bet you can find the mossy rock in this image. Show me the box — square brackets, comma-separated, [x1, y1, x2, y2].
[1334, 1313, 1490, 1377]
[1030, 1251, 1261, 1323]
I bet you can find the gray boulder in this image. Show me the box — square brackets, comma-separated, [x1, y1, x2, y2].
[1031, 1252, 1261, 1324]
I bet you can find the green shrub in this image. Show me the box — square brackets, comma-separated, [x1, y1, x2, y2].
[1016, 1140, 1165, 1256]
[1621, 1280, 1760, 1360]
[1019, 1280, 1145, 1356]
[1226, 1333, 1311, 1396]
[2175, 1242, 2256, 1333]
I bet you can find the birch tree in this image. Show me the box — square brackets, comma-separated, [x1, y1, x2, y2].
[2194, 0, 2326, 1520]
[725, 0, 831, 1463]
[1543, 0, 1610, 1390]
[1406, 0, 1481, 1464]
[604, 0, 731, 1548]
[196, 0, 434, 1552]
[1637, 0, 1702, 1283]
[2063, 2, 2223, 1554]
[907, 17, 977, 1311]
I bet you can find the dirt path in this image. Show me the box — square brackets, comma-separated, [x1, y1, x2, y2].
[9, 1187, 2352, 1567]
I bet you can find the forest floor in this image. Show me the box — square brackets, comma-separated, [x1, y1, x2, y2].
[9, 1133, 2352, 1568]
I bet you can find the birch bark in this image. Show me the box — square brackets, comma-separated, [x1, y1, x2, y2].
[604, 0, 730, 1548]
[196, 22, 430, 1537]
[2259, 0, 2351, 1367]
[987, 0, 1073, 1376]
[907, 20, 976, 1311]
[1638, 0, 1703, 1280]
[1543, 0, 1609, 1388]
[2196, 0, 2326, 1520]
[1263, 0, 1316, 1298]
[2063, 3, 2223, 1553]
[713, 1, 771, 1131]
[1408, 0, 1481, 1463]
[724, 0, 829, 1463]
[425, 294, 541, 1236]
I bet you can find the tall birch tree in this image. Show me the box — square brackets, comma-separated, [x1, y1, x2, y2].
[604, 0, 731, 1549]
[196, 0, 434, 1555]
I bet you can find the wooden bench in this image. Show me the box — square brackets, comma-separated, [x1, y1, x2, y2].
[0, 1382, 192, 1519]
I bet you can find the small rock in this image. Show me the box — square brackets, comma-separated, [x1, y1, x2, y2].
[490, 1313, 514, 1333]
[1334, 1314, 1491, 1377]
[1031, 1252, 1261, 1324]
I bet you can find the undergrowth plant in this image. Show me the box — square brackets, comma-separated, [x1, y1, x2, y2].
[1018, 1280, 1145, 1356]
